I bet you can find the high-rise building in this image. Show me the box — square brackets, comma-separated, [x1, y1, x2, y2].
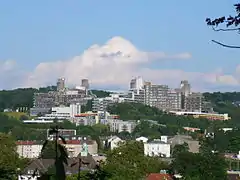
[184, 92, 203, 112]
[180, 80, 191, 97]
[81, 79, 89, 89]
[57, 78, 65, 91]
[144, 83, 181, 111]
[130, 76, 144, 90]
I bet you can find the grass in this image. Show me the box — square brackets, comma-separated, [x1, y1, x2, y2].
[3, 112, 29, 120]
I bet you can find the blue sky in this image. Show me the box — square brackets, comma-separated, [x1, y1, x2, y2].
[0, 0, 240, 91]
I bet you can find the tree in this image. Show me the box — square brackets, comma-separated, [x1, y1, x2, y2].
[102, 141, 168, 180]
[0, 133, 21, 179]
[206, 3, 240, 48]
[38, 125, 69, 180]
[171, 152, 227, 180]
[172, 143, 189, 158]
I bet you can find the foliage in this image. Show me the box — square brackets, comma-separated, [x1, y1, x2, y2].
[172, 143, 189, 158]
[38, 126, 69, 180]
[206, 3, 240, 48]
[171, 152, 228, 180]
[102, 141, 168, 180]
[0, 133, 22, 179]
[0, 86, 56, 112]
[91, 90, 111, 98]
[108, 102, 162, 120]
[200, 129, 240, 154]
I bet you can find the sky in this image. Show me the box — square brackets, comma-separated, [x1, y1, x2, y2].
[0, 0, 240, 92]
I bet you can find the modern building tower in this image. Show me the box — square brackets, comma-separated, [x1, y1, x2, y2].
[57, 78, 65, 91]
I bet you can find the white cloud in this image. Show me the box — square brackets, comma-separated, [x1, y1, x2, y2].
[1, 36, 240, 91]
[23, 36, 193, 88]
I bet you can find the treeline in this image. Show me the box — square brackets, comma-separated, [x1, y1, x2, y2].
[0, 87, 109, 111]
[108, 102, 233, 129]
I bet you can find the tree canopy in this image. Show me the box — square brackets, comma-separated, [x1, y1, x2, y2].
[206, 3, 240, 48]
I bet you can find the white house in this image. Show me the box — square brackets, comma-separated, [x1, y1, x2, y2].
[107, 136, 124, 150]
[136, 136, 148, 143]
[16, 141, 42, 159]
[144, 137, 171, 158]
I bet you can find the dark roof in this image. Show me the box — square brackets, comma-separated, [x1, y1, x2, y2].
[21, 154, 97, 175]
[146, 173, 173, 180]
[228, 174, 240, 180]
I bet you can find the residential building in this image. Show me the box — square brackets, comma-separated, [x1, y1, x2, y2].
[16, 141, 43, 159]
[130, 76, 144, 90]
[16, 139, 98, 158]
[57, 78, 65, 92]
[92, 97, 115, 112]
[18, 154, 97, 180]
[107, 136, 124, 150]
[108, 119, 137, 133]
[168, 135, 200, 153]
[136, 136, 148, 143]
[144, 138, 171, 158]
[184, 92, 203, 112]
[144, 83, 181, 111]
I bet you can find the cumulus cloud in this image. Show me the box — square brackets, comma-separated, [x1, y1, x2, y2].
[23, 36, 193, 88]
[1, 36, 240, 91]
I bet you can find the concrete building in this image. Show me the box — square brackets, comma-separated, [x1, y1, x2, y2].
[180, 80, 191, 97]
[57, 78, 65, 92]
[34, 103, 81, 121]
[130, 76, 144, 90]
[81, 79, 89, 90]
[144, 83, 181, 111]
[144, 138, 171, 157]
[168, 135, 200, 153]
[184, 92, 203, 112]
[108, 119, 137, 133]
[92, 98, 115, 112]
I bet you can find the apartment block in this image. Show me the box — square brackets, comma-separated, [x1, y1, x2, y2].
[144, 83, 181, 111]
[108, 119, 137, 133]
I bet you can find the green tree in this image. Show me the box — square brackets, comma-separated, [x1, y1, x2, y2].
[172, 143, 189, 158]
[39, 126, 69, 180]
[171, 152, 227, 180]
[103, 141, 168, 180]
[0, 133, 21, 179]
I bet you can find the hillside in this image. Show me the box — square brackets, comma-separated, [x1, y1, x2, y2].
[0, 87, 110, 111]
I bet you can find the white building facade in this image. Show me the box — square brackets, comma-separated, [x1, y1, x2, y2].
[144, 139, 171, 158]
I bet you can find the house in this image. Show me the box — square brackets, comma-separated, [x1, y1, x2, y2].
[18, 154, 97, 180]
[144, 138, 171, 158]
[168, 135, 200, 153]
[146, 173, 173, 180]
[16, 139, 98, 158]
[136, 136, 148, 143]
[107, 136, 124, 150]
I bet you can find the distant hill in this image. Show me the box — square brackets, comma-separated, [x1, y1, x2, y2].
[91, 90, 111, 98]
[0, 86, 56, 111]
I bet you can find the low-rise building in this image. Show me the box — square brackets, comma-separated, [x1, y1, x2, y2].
[136, 136, 148, 143]
[16, 139, 98, 158]
[107, 136, 124, 150]
[168, 135, 200, 153]
[144, 138, 171, 158]
[16, 141, 43, 159]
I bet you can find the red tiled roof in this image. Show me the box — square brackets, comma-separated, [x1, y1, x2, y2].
[146, 173, 173, 180]
[16, 141, 40, 145]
